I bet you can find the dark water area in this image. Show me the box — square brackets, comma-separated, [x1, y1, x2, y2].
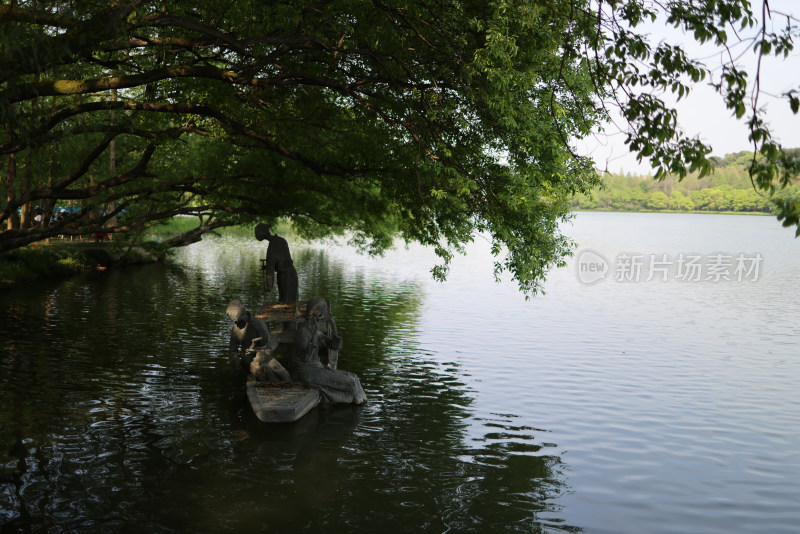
[1, 238, 565, 533]
[2, 213, 800, 533]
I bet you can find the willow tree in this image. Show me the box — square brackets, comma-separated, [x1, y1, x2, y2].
[1, 0, 797, 294]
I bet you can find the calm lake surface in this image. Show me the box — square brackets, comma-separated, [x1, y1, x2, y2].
[1, 212, 799, 533]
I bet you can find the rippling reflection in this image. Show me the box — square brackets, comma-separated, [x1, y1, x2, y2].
[5, 213, 800, 533]
[0, 237, 571, 533]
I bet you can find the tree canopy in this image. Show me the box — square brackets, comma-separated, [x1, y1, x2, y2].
[1, 0, 798, 294]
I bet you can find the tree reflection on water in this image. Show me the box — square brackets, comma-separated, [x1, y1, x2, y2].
[0, 237, 574, 533]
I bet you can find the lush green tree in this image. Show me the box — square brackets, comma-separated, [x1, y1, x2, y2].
[668, 191, 694, 211]
[772, 183, 800, 216]
[1, 0, 604, 294]
[646, 191, 669, 210]
[1, 0, 799, 294]
[573, 192, 597, 210]
[689, 189, 711, 211]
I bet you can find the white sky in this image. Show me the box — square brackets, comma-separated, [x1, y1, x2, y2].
[579, 0, 800, 175]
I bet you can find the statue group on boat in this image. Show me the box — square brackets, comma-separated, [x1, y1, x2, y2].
[226, 224, 366, 422]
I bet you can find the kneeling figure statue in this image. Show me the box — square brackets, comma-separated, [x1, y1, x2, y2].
[226, 298, 291, 384]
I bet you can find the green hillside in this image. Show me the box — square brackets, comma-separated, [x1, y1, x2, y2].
[573, 150, 800, 213]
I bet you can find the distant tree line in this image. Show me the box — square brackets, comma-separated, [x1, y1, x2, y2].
[573, 150, 800, 213]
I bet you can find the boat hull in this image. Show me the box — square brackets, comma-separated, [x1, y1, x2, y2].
[246, 377, 320, 423]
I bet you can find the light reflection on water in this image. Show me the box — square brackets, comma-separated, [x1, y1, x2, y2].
[1, 212, 799, 533]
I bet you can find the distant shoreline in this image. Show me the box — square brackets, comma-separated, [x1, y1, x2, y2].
[572, 209, 772, 216]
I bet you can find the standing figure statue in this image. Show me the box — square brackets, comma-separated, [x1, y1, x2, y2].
[226, 298, 290, 383]
[255, 223, 299, 303]
[290, 299, 366, 405]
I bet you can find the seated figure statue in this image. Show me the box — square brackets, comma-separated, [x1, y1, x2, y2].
[226, 298, 290, 383]
[290, 299, 366, 405]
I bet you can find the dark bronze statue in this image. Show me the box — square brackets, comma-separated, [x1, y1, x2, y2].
[290, 299, 366, 404]
[226, 298, 290, 383]
[255, 223, 299, 303]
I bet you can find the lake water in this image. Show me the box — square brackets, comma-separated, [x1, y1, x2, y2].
[1, 212, 799, 533]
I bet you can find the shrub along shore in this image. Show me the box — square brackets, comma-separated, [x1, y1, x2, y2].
[0, 219, 295, 287]
[0, 240, 164, 288]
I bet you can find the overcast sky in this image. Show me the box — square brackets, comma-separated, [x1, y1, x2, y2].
[579, 0, 800, 175]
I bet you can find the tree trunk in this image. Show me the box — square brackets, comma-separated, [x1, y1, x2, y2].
[106, 87, 118, 232]
[6, 153, 19, 230]
[20, 153, 33, 228]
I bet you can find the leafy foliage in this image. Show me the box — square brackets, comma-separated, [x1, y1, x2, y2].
[1, 0, 799, 293]
[587, 0, 800, 232]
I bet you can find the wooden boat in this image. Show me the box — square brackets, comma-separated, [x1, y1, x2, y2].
[246, 376, 320, 423]
[245, 300, 347, 423]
